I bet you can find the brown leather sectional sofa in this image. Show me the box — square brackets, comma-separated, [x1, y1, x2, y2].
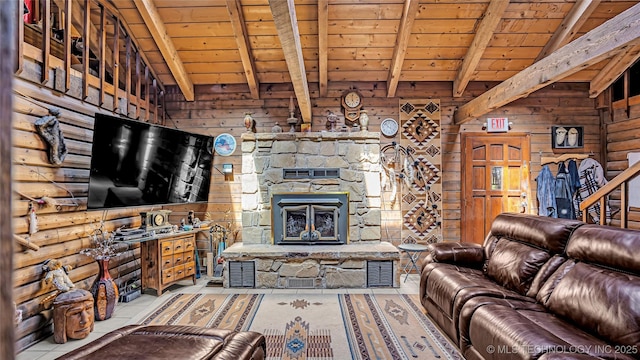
[420, 213, 640, 360]
[55, 325, 266, 360]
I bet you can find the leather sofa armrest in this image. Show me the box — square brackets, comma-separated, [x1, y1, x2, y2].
[427, 242, 484, 267]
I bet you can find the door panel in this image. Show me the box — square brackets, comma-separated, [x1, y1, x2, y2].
[462, 134, 531, 245]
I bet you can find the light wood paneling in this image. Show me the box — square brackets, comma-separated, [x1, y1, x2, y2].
[163, 80, 601, 244]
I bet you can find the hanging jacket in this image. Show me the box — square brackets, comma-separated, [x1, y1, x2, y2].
[574, 158, 610, 224]
[536, 165, 556, 217]
[567, 159, 580, 196]
[555, 162, 575, 219]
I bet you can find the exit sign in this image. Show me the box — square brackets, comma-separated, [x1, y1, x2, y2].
[486, 117, 509, 132]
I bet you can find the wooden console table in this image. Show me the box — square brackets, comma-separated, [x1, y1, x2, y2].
[140, 232, 197, 296]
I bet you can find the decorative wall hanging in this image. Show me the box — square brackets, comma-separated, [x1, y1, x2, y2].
[552, 126, 583, 148]
[399, 99, 442, 245]
[214, 133, 237, 156]
[35, 107, 68, 165]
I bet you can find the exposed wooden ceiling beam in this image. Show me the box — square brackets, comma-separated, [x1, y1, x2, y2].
[226, 0, 259, 99]
[535, 0, 601, 62]
[318, 0, 328, 97]
[269, 0, 312, 123]
[133, 0, 194, 101]
[454, 2, 640, 125]
[386, 0, 419, 97]
[452, 0, 509, 97]
[590, 44, 640, 98]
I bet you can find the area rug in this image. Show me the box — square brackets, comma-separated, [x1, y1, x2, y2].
[140, 293, 462, 360]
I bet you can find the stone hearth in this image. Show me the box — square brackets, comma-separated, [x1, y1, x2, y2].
[222, 132, 400, 288]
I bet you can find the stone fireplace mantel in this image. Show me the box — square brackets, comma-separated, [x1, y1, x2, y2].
[222, 131, 399, 289]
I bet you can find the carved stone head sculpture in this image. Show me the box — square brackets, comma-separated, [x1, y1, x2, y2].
[53, 289, 94, 344]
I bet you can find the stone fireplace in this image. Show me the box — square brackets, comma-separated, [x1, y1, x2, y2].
[222, 132, 400, 288]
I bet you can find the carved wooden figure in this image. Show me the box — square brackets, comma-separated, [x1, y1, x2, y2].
[53, 289, 94, 344]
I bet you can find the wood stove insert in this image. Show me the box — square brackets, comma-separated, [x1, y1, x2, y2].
[272, 193, 348, 245]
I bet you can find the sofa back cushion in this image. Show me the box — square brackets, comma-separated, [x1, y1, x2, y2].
[482, 213, 583, 296]
[485, 239, 550, 294]
[566, 225, 640, 275]
[486, 213, 583, 253]
[538, 225, 640, 346]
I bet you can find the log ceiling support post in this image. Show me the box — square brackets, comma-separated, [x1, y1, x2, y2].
[590, 44, 640, 98]
[387, 0, 419, 98]
[226, 0, 260, 99]
[454, 2, 640, 125]
[535, 0, 601, 62]
[269, 0, 312, 123]
[133, 0, 194, 101]
[317, 0, 328, 98]
[452, 0, 509, 98]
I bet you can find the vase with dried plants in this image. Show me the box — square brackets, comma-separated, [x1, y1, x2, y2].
[79, 224, 122, 321]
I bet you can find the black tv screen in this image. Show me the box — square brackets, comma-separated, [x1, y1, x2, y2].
[87, 114, 213, 209]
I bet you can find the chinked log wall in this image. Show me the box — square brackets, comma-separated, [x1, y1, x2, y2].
[163, 81, 604, 246]
[607, 99, 640, 228]
[11, 72, 205, 351]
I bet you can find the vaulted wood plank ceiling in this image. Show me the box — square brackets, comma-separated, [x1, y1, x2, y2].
[110, 0, 640, 123]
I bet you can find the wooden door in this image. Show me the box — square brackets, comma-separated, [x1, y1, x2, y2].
[461, 133, 531, 245]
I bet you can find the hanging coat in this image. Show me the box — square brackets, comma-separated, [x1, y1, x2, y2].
[536, 165, 556, 217]
[555, 162, 575, 219]
[574, 158, 610, 224]
[567, 160, 580, 198]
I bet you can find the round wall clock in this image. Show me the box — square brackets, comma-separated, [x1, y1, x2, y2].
[342, 90, 363, 123]
[344, 91, 361, 108]
[380, 118, 399, 137]
[213, 133, 237, 156]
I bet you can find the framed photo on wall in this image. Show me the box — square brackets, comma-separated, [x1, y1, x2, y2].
[552, 126, 583, 149]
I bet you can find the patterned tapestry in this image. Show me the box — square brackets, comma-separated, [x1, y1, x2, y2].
[400, 99, 442, 245]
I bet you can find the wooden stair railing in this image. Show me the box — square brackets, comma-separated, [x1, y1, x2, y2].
[579, 160, 640, 227]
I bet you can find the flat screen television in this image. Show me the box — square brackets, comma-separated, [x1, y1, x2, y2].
[87, 114, 214, 209]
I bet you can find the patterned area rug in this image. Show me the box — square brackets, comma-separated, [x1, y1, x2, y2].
[140, 293, 462, 360]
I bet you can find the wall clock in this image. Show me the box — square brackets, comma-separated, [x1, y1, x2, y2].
[381, 118, 399, 137]
[213, 133, 237, 156]
[342, 90, 363, 124]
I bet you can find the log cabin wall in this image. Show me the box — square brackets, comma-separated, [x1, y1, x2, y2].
[11, 72, 200, 351]
[606, 98, 640, 229]
[164, 80, 602, 244]
[11, 78, 601, 351]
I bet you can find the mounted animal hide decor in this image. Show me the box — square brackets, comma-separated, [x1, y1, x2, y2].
[35, 107, 68, 165]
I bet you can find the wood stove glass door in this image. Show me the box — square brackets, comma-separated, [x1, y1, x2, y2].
[282, 205, 309, 241]
[312, 205, 339, 241]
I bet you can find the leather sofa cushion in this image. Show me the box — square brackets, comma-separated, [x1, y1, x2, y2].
[488, 213, 583, 253]
[567, 225, 640, 275]
[539, 260, 640, 348]
[485, 238, 550, 295]
[55, 325, 266, 360]
[464, 302, 636, 360]
[425, 265, 529, 319]
[426, 242, 484, 268]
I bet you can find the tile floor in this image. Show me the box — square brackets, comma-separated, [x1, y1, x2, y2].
[17, 273, 421, 360]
